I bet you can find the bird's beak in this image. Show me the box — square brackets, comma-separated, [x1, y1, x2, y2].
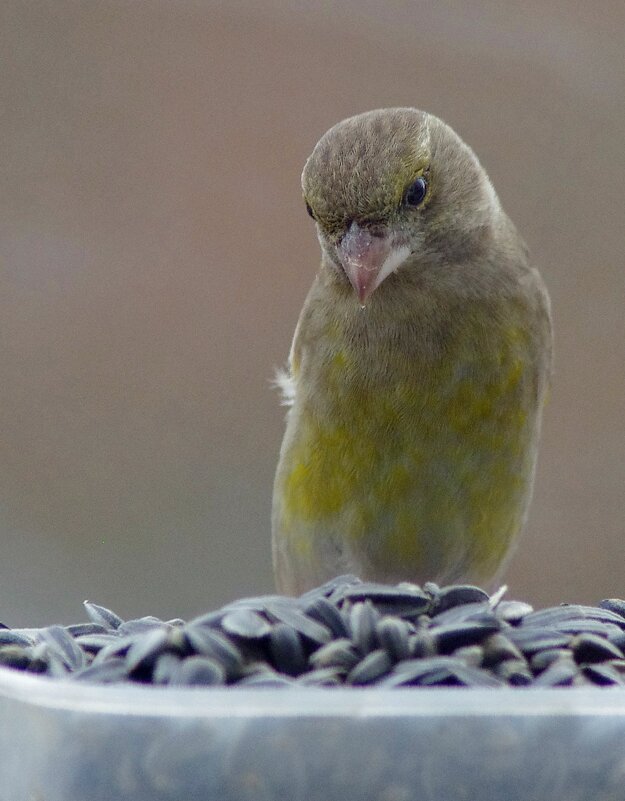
[337, 221, 409, 305]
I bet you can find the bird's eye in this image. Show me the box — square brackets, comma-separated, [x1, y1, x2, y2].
[404, 176, 427, 207]
[305, 200, 316, 219]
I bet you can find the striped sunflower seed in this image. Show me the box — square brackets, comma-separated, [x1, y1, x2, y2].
[0, 645, 31, 669]
[381, 656, 464, 687]
[432, 621, 501, 653]
[375, 616, 411, 662]
[71, 658, 128, 683]
[152, 652, 183, 685]
[183, 626, 244, 678]
[530, 648, 572, 673]
[304, 597, 351, 639]
[494, 600, 534, 624]
[431, 585, 489, 615]
[452, 645, 484, 668]
[83, 602, 123, 630]
[598, 599, 625, 620]
[506, 627, 572, 655]
[347, 649, 394, 685]
[268, 623, 307, 677]
[297, 667, 345, 687]
[39, 626, 85, 671]
[221, 609, 272, 640]
[571, 633, 624, 664]
[309, 639, 359, 672]
[66, 623, 109, 637]
[481, 633, 524, 667]
[583, 663, 625, 686]
[532, 657, 578, 687]
[0, 630, 33, 647]
[494, 659, 533, 686]
[170, 656, 226, 687]
[350, 601, 380, 655]
[264, 604, 332, 646]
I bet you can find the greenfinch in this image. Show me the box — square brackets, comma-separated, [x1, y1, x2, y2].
[272, 108, 552, 595]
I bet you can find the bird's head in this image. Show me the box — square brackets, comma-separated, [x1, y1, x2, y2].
[302, 108, 501, 305]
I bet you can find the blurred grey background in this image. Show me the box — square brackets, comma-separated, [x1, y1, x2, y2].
[1, 1, 624, 625]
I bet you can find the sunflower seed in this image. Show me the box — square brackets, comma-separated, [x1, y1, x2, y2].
[381, 657, 463, 687]
[91, 635, 135, 665]
[347, 649, 393, 685]
[598, 598, 625, 619]
[186, 609, 225, 628]
[83, 602, 123, 630]
[152, 652, 182, 685]
[297, 667, 344, 686]
[268, 623, 307, 676]
[583, 663, 625, 686]
[223, 595, 292, 617]
[183, 626, 243, 678]
[44, 651, 72, 678]
[66, 623, 109, 637]
[72, 658, 129, 683]
[304, 597, 350, 638]
[432, 621, 500, 653]
[125, 629, 172, 674]
[506, 627, 572, 655]
[521, 605, 625, 629]
[0, 630, 33, 647]
[452, 645, 484, 667]
[571, 633, 624, 663]
[340, 583, 429, 618]
[431, 585, 489, 615]
[221, 609, 272, 640]
[488, 585, 508, 608]
[0, 645, 31, 669]
[264, 604, 332, 645]
[75, 633, 119, 653]
[350, 601, 380, 654]
[118, 616, 169, 635]
[375, 617, 411, 661]
[532, 658, 578, 687]
[170, 656, 226, 686]
[530, 648, 572, 673]
[494, 659, 533, 686]
[552, 620, 624, 638]
[607, 630, 625, 651]
[495, 600, 534, 623]
[40, 626, 85, 670]
[309, 639, 359, 672]
[444, 663, 504, 688]
[408, 631, 437, 658]
[481, 633, 524, 667]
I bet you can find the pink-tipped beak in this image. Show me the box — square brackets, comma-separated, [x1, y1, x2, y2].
[337, 222, 393, 305]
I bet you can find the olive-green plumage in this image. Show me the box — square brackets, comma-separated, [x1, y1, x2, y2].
[272, 108, 552, 595]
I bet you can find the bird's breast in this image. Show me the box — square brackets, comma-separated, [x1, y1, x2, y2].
[275, 300, 545, 581]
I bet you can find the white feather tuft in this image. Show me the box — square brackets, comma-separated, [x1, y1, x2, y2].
[272, 366, 297, 406]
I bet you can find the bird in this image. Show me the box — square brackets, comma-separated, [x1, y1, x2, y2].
[272, 108, 552, 596]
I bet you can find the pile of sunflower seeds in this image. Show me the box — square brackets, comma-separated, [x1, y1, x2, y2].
[1, 576, 625, 688]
